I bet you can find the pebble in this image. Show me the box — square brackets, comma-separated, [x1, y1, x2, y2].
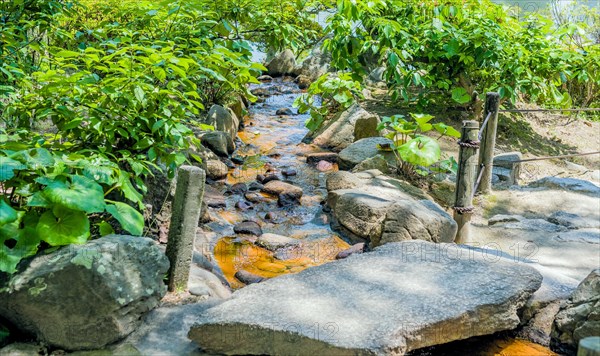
[316, 160, 334, 172]
[230, 183, 248, 195]
[233, 221, 263, 236]
[264, 212, 277, 221]
[306, 152, 339, 165]
[282, 169, 297, 177]
[245, 192, 266, 203]
[235, 270, 264, 285]
[278, 192, 300, 207]
[276, 108, 294, 116]
[248, 182, 264, 191]
[257, 173, 280, 184]
[257, 75, 273, 82]
[231, 155, 245, 164]
[235, 201, 253, 210]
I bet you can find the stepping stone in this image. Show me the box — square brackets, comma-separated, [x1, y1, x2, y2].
[256, 233, 299, 251]
[188, 240, 542, 355]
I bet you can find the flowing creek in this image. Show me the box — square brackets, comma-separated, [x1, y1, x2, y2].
[204, 78, 350, 289]
[201, 78, 557, 356]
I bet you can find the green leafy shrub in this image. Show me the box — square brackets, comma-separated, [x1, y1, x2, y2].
[0, 138, 145, 273]
[377, 113, 460, 177]
[323, 0, 599, 109]
[0, 0, 272, 273]
[294, 72, 363, 131]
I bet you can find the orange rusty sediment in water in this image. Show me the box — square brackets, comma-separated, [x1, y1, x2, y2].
[472, 338, 557, 356]
[214, 236, 350, 289]
[216, 211, 244, 225]
[487, 339, 557, 356]
[226, 166, 268, 184]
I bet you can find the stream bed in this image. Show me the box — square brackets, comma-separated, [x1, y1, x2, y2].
[200, 78, 558, 356]
[203, 78, 350, 289]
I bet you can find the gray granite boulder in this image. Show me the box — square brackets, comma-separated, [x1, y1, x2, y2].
[266, 49, 296, 77]
[338, 137, 396, 171]
[200, 131, 234, 157]
[552, 269, 600, 351]
[188, 240, 543, 355]
[327, 170, 456, 246]
[201, 105, 240, 144]
[306, 104, 380, 152]
[0, 235, 168, 350]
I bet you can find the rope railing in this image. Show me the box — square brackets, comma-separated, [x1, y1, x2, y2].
[478, 112, 492, 141]
[453, 92, 599, 243]
[499, 108, 600, 113]
[508, 151, 600, 164]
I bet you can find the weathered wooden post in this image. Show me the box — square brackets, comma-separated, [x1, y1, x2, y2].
[578, 337, 600, 356]
[477, 92, 500, 194]
[454, 120, 480, 244]
[166, 165, 206, 292]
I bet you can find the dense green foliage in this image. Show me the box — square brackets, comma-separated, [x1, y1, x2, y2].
[0, 0, 322, 273]
[296, 0, 599, 130]
[325, 0, 599, 107]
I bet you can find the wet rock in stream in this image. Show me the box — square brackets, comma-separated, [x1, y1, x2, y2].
[256, 233, 300, 251]
[233, 221, 263, 236]
[203, 186, 226, 208]
[336, 242, 366, 259]
[306, 152, 339, 165]
[257, 173, 280, 184]
[275, 108, 294, 116]
[282, 168, 297, 177]
[229, 182, 248, 195]
[205, 160, 228, 180]
[234, 270, 265, 285]
[235, 201, 253, 211]
[316, 160, 334, 172]
[248, 181, 264, 191]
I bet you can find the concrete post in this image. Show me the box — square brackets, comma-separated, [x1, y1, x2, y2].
[166, 165, 206, 292]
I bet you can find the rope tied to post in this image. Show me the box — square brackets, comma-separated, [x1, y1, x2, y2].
[453, 206, 475, 214]
[457, 139, 480, 149]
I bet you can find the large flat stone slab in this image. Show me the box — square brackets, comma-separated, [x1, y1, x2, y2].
[188, 240, 542, 355]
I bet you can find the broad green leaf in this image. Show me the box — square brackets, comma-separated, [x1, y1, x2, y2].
[0, 212, 41, 274]
[10, 148, 55, 170]
[27, 192, 52, 208]
[433, 123, 461, 138]
[0, 157, 26, 181]
[118, 171, 144, 208]
[451, 87, 471, 104]
[42, 175, 106, 213]
[0, 200, 18, 226]
[98, 221, 114, 236]
[37, 206, 90, 246]
[83, 165, 115, 185]
[443, 39, 460, 57]
[134, 86, 146, 105]
[153, 67, 166, 81]
[106, 202, 144, 236]
[412, 114, 434, 132]
[55, 50, 81, 58]
[398, 136, 441, 167]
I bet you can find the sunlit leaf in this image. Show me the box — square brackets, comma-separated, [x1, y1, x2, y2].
[397, 136, 441, 167]
[42, 175, 106, 213]
[37, 205, 90, 246]
[106, 202, 144, 236]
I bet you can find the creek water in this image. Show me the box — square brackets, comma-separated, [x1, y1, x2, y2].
[204, 78, 350, 289]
